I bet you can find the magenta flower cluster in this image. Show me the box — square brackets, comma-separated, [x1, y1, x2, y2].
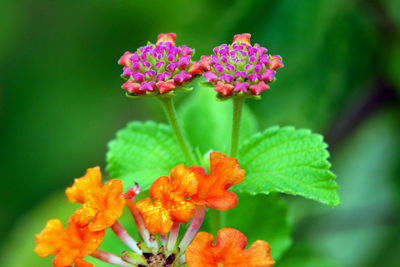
[118, 33, 283, 99]
[118, 33, 196, 96]
[203, 34, 283, 98]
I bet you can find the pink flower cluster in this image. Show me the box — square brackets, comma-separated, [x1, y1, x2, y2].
[118, 33, 197, 96]
[203, 34, 283, 97]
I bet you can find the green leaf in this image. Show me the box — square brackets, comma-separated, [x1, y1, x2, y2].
[226, 194, 292, 260]
[236, 126, 339, 206]
[106, 120, 185, 190]
[179, 84, 258, 155]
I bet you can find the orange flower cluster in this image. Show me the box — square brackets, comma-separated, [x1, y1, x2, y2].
[136, 152, 245, 236]
[34, 167, 125, 267]
[34, 154, 275, 266]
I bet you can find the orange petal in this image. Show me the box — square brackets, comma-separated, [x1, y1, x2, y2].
[88, 179, 125, 232]
[53, 247, 80, 267]
[188, 56, 211, 75]
[270, 55, 284, 70]
[249, 81, 269, 95]
[71, 224, 105, 257]
[75, 259, 94, 267]
[122, 79, 141, 94]
[199, 56, 211, 71]
[214, 81, 234, 97]
[149, 176, 172, 203]
[156, 79, 176, 94]
[34, 219, 67, 257]
[169, 198, 196, 223]
[88, 203, 124, 232]
[170, 164, 200, 197]
[65, 167, 102, 203]
[185, 231, 216, 267]
[244, 241, 275, 267]
[188, 61, 201, 75]
[156, 33, 176, 45]
[118, 51, 133, 66]
[136, 198, 173, 236]
[71, 200, 99, 227]
[185, 228, 274, 267]
[191, 152, 245, 211]
[232, 34, 251, 46]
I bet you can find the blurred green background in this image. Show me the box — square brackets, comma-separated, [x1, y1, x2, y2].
[1, 0, 400, 266]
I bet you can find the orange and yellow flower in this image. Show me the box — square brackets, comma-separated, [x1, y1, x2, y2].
[65, 166, 125, 232]
[191, 152, 245, 211]
[185, 228, 275, 267]
[136, 153, 244, 235]
[136, 164, 200, 236]
[34, 219, 105, 267]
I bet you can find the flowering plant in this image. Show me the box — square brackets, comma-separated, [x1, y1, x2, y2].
[35, 33, 339, 266]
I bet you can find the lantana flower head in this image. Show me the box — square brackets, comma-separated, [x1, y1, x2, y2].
[65, 166, 125, 232]
[185, 228, 275, 267]
[136, 164, 200, 235]
[118, 33, 200, 97]
[136, 152, 244, 237]
[34, 219, 105, 267]
[203, 33, 283, 99]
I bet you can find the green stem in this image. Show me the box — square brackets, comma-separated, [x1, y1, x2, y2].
[159, 97, 197, 166]
[230, 97, 244, 158]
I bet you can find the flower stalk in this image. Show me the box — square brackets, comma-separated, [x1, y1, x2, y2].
[160, 234, 168, 248]
[179, 205, 206, 251]
[111, 221, 142, 255]
[91, 250, 131, 266]
[167, 222, 180, 252]
[230, 97, 244, 158]
[159, 97, 198, 165]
